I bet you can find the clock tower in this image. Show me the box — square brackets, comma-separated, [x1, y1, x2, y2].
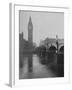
[28, 16, 33, 44]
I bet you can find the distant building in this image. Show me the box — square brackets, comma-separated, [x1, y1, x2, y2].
[19, 32, 29, 53]
[28, 16, 33, 44]
[19, 16, 34, 54]
[39, 37, 64, 50]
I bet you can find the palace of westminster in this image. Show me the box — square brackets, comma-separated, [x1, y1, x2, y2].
[19, 16, 64, 54]
[19, 16, 34, 54]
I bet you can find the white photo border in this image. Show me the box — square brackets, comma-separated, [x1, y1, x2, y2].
[10, 3, 70, 87]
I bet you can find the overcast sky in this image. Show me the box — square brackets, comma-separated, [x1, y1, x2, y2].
[19, 10, 64, 46]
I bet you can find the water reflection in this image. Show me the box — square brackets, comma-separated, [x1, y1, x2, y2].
[28, 54, 33, 72]
[19, 53, 57, 79]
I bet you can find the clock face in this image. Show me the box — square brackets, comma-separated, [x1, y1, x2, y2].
[29, 25, 32, 30]
[28, 24, 33, 30]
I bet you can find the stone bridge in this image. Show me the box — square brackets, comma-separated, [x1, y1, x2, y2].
[40, 38, 64, 51]
[48, 42, 64, 51]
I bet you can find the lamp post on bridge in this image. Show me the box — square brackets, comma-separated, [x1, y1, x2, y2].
[55, 35, 59, 75]
[56, 35, 59, 54]
[55, 35, 59, 65]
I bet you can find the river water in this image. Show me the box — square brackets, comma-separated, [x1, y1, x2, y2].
[19, 54, 57, 79]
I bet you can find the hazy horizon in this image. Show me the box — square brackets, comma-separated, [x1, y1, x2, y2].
[19, 10, 64, 46]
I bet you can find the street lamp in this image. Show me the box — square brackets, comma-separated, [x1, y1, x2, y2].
[56, 35, 59, 74]
[56, 35, 58, 54]
[55, 35, 59, 65]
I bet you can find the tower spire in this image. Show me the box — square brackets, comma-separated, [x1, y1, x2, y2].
[29, 16, 32, 25]
[28, 16, 33, 43]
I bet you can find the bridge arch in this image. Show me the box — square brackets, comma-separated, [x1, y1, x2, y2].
[58, 43, 64, 50]
[49, 45, 56, 52]
[59, 46, 64, 53]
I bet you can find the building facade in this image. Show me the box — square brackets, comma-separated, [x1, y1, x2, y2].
[39, 37, 64, 50]
[28, 16, 33, 44]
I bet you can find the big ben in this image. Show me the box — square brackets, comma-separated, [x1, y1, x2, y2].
[28, 16, 33, 44]
[28, 16, 33, 71]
